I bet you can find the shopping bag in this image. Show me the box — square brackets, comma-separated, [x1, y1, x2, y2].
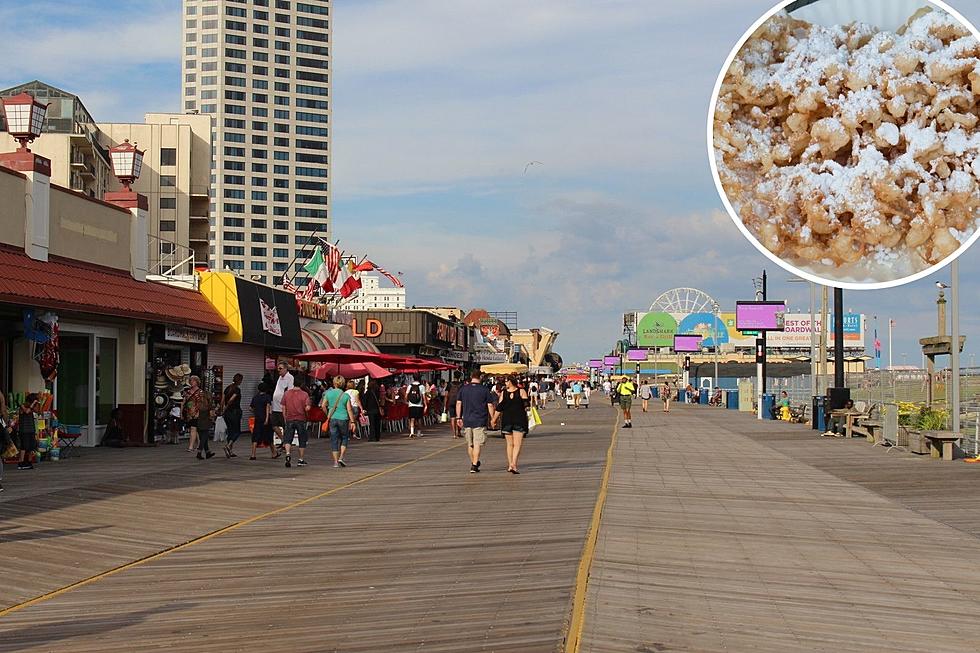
[2, 439, 18, 460]
[358, 413, 369, 427]
[292, 435, 300, 446]
[439, 412, 448, 424]
[530, 406, 542, 425]
[527, 412, 536, 432]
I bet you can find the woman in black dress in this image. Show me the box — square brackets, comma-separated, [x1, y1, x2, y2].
[497, 376, 530, 474]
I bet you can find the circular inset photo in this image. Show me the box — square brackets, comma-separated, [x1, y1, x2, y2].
[708, 0, 980, 289]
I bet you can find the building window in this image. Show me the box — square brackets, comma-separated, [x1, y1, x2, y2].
[252, 205, 268, 214]
[160, 220, 177, 231]
[202, 33, 218, 44]
[251, 247, 267, 257]
[252, 219, 268, 229]
[224, 246, 246, 256]
[274, 248, 289, 258]
[160, 175, 177, 187]
[252, 233, 267, 242]
[273, 220, 289, 230]
[226, 260, 245, 271]
[160, 197, 177, 210]
[273, 235, 289, 244]
[202, 74, 218, 85]
[225, 231, 246, 241]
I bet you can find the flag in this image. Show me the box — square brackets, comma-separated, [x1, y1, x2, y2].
[354, 259, 404, 288]
[302, 279, 319, 300]
[303, 246, 329, 288]
[259, 299, 282, 336]
[318, 240, 342, 292]
[339, 260, 362, 298]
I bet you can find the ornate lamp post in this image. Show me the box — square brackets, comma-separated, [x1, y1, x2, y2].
[108, 139, 145, 190]
[1, 92, 48, 151]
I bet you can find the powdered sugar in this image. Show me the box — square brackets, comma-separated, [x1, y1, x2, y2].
[713, 5, 980, 282]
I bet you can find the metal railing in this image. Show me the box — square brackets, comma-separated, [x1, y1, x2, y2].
[148, 235, 197, 279]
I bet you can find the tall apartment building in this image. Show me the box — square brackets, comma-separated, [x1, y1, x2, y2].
[342, 275, 407, 311]
[181, 0, 331, 287]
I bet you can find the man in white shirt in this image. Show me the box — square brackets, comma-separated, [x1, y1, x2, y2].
[271, 362, 294, 450]
[406, 377, 427, 437]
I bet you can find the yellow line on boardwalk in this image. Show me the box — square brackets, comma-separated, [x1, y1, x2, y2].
[0, 441, 462, 619]
[563, 410, 620, 653]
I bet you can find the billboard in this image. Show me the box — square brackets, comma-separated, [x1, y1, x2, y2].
[631, 310, 865, 350]
[588, 359, 603, 369]
[626, 349, 647, 361]
[673, 334, 703, 352]
[636, 312, 677, 348]
[603, 356, 621, 366]
[735, 302, 786, 331]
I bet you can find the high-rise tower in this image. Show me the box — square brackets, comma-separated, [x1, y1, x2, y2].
[181, 0, 331, 286]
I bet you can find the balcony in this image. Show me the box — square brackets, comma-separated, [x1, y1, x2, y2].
[70, 151, 86, 168]
[189, 184, 210, 198]
[79, 163, 96, 179]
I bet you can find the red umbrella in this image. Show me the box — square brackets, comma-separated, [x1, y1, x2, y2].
[311, 361, 392, 380]
[295, 348, 392, 364]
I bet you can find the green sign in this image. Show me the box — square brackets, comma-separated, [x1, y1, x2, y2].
[636, 312, 677, 348]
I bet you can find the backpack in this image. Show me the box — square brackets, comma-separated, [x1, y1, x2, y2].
[408, 384, 422, 404]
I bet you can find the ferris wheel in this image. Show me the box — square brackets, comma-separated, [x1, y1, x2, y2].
[649, 287, 717, 314]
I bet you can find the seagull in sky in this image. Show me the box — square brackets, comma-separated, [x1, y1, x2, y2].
[523, 160, 543, 175]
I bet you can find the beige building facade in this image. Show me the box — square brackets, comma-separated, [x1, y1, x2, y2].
[181, 0, 332, 286]
[99, 113, 214, 270]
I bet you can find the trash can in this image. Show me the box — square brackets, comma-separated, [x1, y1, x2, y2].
[812, 396, 826, 431]
[726, 390, 739, 409]
[761, 393, 776, 420]
[652, 386, 659, 399]
[677, 390, 685, 404]
[700, 390, 709, 405]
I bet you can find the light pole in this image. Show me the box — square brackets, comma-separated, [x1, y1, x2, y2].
[712, 301, 720, 393]
[788, 277, 818, 401]
[940, 264, 961, 435]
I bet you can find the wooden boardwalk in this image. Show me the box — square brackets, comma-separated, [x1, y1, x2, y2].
[0, 406, 613, 652]
[8, 400, 980, 652]
[579, 404, 980, 653]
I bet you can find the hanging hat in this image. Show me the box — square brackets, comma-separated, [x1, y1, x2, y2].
[171, 390, 185, 401]
[165, 366, 182, 383]
[178, 363, 192, 376]
[153, 391, 169, 407]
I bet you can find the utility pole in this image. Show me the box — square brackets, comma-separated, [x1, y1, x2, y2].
[834, 288, 845, 389]
[952, 260, 960, 434]
[819, 286, 829, 395]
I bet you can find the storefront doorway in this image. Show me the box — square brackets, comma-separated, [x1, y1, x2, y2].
[55, 324, 119, 447]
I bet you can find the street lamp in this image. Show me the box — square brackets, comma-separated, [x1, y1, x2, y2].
[938, 263, 961, 435]
[1, 92, 48, 151]
[712, 301, 720, 394]
[108, 139, 145, 191]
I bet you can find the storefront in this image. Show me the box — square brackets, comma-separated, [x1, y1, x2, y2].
[198, 272, 302, 421]
[0, 247, 227, 446]
[348, 310, 468, 364]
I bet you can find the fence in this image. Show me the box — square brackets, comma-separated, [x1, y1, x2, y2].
[753, 369, 980, 452]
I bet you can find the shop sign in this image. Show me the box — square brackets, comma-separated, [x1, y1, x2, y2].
[352, 317, 383, 338]
[165, 324, 208, 345]
[297, 299, 331, 321]
[443, 350, 470, 362]
[472, 351, 506, 363]
[435, 322, 464, 347]
[259, 299, 282, 336]
[478, 318, 500, 340]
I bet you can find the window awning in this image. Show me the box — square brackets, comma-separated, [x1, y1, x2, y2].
[301, 326, 338, 351]
[351, 337, 380, 354]
[0, 245, 227, 332]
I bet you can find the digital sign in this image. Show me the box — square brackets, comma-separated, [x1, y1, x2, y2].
[603, 356, 621, 366]
[626, 349, 647, 361]
[735, 301, 786, 331]
[588, 359, 603, 369]
[673, 334, 703, 352]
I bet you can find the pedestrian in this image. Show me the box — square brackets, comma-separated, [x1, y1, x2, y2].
[281, 375, 311, 467]
[639, 379, 653, 413]
[406, 376, 427, 438]
[528, 378, 540, 408]
[497, 376, 530, 474]
[249, 382, 277, 460]
[618, 377, 636, 428]
[271, 362, 294, 453]
[571, 380, 583, 409]
[362, 379, 383, 442]
[346, 379, 363, 440]
[184, 375, 215, 459]
[322, 375, 355, 467]
[446, 376, 462, 439]
[0, 390, 11, 490]
[661, 380, 672, 413]
[602, 378, 611, 396]
[221, 373, 244, 458]
[15, 393, 40, 470]
[456, 371, 497, 473]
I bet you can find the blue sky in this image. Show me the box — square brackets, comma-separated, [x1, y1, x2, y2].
[2, 0, 979, 365]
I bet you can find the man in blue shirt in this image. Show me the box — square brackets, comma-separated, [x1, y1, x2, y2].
[456, 371, 498, 473]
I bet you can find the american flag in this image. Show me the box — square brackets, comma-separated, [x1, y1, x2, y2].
[355, 259, 404, 288]
[318, 239, 342, 291]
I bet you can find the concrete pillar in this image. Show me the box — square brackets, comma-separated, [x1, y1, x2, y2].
[0, 150, 52, 261]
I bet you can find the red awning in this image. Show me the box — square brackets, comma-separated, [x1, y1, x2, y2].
[0, 246, 228, 332]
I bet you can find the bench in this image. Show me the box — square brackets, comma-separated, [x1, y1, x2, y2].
[845, 405, 877, 439]
[856, 418, 884, 443]
[921, 431, 961, 461]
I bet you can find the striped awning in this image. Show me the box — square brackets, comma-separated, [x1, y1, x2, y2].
[301, 327, 338, 352]
[351, 337, 380, 354]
